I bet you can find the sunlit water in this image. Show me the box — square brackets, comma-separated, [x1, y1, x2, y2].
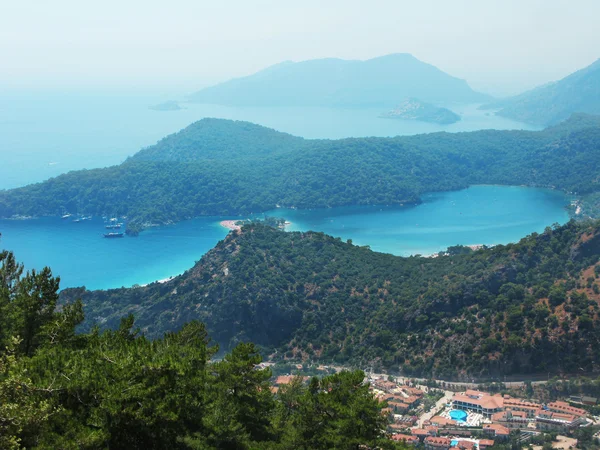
[0, 186, 569, 290]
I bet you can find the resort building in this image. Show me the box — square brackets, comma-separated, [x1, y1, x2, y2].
[546, 401, 587, 418]
[482, 423, 510, 440]
[424, 436, 452, 450]
[373, 379, 399, 392]
[502, 399, 541, 418]
[430, 416, 458, 428]
[392, 434, 419, 445]
[491, 410, 530, 429]
[478, 439, 495, 449]
[401, 386, 426, 397]
[456, 440, 475, 450]
[411, 428, 430, 440]
[452, 390, 504, 418]
[535, 410, 587, 432]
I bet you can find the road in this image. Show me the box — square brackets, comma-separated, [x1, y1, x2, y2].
[417, 389, 454, 428]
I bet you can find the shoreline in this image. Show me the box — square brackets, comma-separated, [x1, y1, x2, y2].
[220, 220, 242, 231]
[219, 220, 293, 231]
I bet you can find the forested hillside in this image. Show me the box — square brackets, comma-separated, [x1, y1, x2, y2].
[63, 220, 600, 380]
[483, 58, 600, 126]
[0, 250, 401, 449]
[1, 114, 600, 231]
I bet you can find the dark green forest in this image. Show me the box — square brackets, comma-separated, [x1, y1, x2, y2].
[0, 250, 403, 450]
[63, 219, 600, 380]
[1, 114, 600, 231]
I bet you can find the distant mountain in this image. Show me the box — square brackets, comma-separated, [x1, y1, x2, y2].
[62, 220, 600, 379]
[188, 54, 491, 107]
[380, 97, 461, 124]
[483, 58, 600, 126]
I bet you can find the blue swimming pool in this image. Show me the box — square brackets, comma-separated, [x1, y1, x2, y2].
[451, 440, 459, 447]
[449, 409, 468, 422]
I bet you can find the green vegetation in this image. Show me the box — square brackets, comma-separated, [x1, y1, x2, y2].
[1, 114, 600, 232]
[482, 58, 600, 126]
[0, 250, 403, 449]
[62, 219, 600, 380]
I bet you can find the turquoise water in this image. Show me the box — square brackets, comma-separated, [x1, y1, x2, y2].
[0, 90, 540, 189]
[451, 440, 459, 446]
[270, 186, 570, 257]
[449, 410, 468, 422]
[0, 216, 229, 290]
[0, 186, 569, 290]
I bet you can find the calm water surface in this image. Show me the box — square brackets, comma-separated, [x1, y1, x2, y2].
[0, 186, 570, 290]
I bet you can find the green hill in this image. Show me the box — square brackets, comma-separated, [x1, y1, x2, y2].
[188, 53, 490, 107]
[2, 114, 600, 232]
[483, 58, 600, 126]
[62, 220, 600, 380]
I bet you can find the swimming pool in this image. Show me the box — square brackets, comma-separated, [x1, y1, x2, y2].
[451, 440, 459, 447]
[449, 409, 468, 422]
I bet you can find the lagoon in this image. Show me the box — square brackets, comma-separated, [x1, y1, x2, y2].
[0, 186, 570, 290]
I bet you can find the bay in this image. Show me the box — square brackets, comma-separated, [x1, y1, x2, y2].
[270, 186, 571, 257]
[0, 186, 570, 290]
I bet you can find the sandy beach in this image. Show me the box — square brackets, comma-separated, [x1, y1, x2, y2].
[220, 220, 242, 231]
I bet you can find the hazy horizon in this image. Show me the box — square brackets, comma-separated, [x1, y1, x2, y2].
[2, 0, 599, 97]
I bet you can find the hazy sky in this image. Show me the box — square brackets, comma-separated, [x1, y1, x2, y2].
[1, 0, 598, 96]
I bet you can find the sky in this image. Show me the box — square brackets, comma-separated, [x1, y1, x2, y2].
[1, 0, 599, 97]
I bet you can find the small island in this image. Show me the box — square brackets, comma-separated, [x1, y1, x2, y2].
[149, 101, 183, 112]
[380, 97, 461, 125]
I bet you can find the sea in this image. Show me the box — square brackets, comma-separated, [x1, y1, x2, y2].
[0, 186, 569, 290]
[0, 89, 561, 290]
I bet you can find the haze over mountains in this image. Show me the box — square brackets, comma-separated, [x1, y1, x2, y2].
[484, 58, 600, 126]
[189, 53, 491, 107]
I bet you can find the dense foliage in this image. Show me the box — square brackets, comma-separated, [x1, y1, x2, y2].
[0, 250, 401, 449]
[1, 114, 600, 231]
[63, 220, 600, 380]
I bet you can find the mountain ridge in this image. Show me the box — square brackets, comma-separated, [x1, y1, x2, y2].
[62, 219, 600, 380]
[1, 114, 600, 231]
[188, 53, 491, 107]
[483, 58, 600, 125]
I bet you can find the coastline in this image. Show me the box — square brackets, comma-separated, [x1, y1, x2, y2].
[220, 220, 242, 231]
[219, 220, 293, 231]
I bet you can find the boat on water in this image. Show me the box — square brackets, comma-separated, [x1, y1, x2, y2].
[61, 213, 72, 220]
[103, 232, 124, 238]
[105, 223, 122, 229]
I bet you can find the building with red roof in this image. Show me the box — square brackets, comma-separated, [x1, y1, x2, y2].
[483, 423, 510, 439]
[424, 436, 452, 450]
[392, 434, 419, 445]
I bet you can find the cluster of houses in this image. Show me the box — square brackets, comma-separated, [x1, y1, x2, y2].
[372, 378, 426, 414]
[390, 389, 590, 450]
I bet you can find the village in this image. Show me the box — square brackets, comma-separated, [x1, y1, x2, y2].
[266, 364, 600, 450]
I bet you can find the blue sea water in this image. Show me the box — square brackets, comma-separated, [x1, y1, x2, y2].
[0, 90, 540, 189]
[0, 186, 569, 290]
[276, 186, 570, 257]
